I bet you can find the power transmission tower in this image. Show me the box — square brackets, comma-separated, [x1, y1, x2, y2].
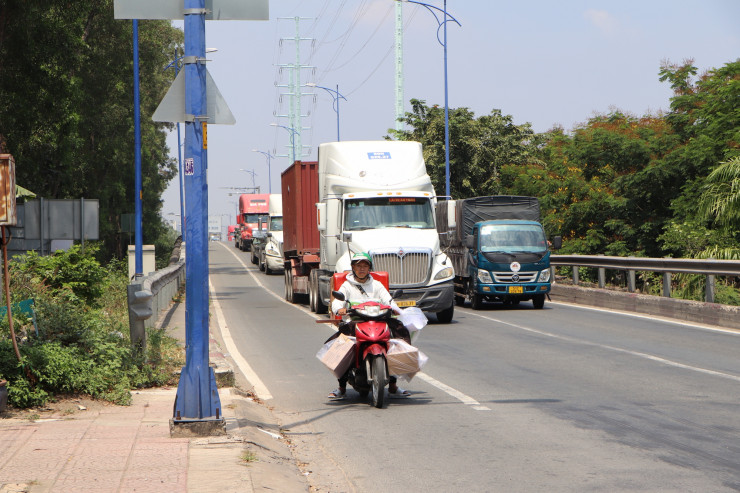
[275, 17, 313, 160]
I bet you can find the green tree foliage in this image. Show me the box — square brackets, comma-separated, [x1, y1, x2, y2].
[0, 2, 183, 262]
[0, 246, 183, 408]
[389, 99, 544, 199]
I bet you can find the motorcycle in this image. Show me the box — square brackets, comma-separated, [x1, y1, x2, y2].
[331, 290, 405, 408]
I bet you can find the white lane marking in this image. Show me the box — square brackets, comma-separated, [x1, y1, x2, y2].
[548, 299, 740, 336]
[216, 243, 491, 411]
[209, 278, 273, 401]
[415, 373, 491, 411]
[466, 310, 740, 384]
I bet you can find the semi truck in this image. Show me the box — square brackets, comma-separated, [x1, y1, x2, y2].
[208, 215, 222, 241]
[234, 193, 269, 251]
[281, 141, 455, 323]
[436, 195, 561, 309]
[251, 193, 283, 274]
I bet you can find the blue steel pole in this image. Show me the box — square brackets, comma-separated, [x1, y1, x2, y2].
[175, 0, 222, 421]
[133, 20, 143, 277]
[443, 0, 450, 199]
[175, 49, 185, 240]
[336, 84, 341, 141]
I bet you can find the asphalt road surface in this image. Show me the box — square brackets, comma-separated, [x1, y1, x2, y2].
[209, 241, 740, 492]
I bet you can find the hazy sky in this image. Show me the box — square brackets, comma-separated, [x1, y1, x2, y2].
[159, 0, 739, 228]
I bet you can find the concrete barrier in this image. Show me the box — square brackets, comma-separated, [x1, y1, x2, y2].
[550, 284, 740, 330]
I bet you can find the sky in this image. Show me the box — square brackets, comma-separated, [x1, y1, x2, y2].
[159, 0, 740, 229]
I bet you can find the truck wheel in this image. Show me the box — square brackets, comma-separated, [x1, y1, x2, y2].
[315, 277, 328, 314]
[436, 303, 454, 323]
[532, 294, 545, 309]
[284, 268, 295, 303]
[308, 271, 317, 312]
[471, 292, 483, 310]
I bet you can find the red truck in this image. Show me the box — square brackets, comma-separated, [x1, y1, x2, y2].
[235, 193, 269, 251]
[281, 161, 320, 304]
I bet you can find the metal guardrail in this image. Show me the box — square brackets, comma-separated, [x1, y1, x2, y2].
[127, 242, 185, 356]
[551, 255, 740, 302]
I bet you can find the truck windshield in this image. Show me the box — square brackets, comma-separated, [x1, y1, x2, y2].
[344, 197, 434, 231]
[245, 214, 268, 229]
[479, 224, 547, 253]
[270, 217, 283, 231]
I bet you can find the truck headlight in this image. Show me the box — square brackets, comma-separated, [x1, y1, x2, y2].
[433, 267, 454, 281]
[477, 269, 493, 284]
[538, 268, 551, 283]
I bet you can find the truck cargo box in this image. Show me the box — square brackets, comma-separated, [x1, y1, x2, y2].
[281, 161, 319, 256]
[437, 195, 540, 248]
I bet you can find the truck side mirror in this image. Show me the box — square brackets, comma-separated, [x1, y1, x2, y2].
[316, 202, 326, 232]
[551, 236, 562, 250]
[464, 235, 475, 249]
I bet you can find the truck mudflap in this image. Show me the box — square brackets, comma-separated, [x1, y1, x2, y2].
[392, 280, 454, 313]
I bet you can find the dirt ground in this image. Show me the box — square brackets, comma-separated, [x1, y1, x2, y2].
[0, 395, 113, 421]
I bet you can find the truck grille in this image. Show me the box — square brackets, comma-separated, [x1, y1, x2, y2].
[370, 248, 431, 287]
[493, 271, 538, 283]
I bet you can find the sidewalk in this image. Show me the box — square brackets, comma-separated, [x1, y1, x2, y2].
[0, 301, 309, 493]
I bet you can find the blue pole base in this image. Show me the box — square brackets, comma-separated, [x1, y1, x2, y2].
[173, 364, 222, 421]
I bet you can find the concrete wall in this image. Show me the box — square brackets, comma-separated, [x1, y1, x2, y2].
[550, 284, 740, 330]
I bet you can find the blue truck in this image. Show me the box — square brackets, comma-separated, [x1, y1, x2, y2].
[436, 196, 561, 309]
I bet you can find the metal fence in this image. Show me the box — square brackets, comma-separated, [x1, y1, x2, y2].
[551, 255, 740, 303]
[127, 242, 185, 355]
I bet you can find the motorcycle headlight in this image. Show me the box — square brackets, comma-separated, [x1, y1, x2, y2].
[477, 269, 493, 284]
[434, 267, 454, 281]
[538, 268, 551, 283]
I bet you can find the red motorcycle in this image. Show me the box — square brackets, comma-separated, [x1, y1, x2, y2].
[331, 290, 405, 408]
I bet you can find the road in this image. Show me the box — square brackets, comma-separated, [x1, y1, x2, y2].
[209, 241, 740, 492]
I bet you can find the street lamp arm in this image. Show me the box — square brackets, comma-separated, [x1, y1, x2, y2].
[399, 0, 461, 47]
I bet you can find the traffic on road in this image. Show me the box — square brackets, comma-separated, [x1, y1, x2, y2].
[210, 239, 740, 492]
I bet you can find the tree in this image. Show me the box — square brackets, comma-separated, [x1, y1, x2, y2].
[389, 99, 544, 199]
[0, 2, 182, 261]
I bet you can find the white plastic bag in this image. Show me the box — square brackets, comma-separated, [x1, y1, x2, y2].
[398, 306, 428, 332]
[316, 334, 356, 379]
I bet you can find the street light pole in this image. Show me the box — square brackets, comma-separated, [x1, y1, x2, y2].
[306, 83, 347, 142]
[398, 0, 460, 199]
[251, 149, 274, 193]
[270, 123, 299, 163]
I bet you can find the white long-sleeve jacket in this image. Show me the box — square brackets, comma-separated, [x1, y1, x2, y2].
[331, 273, 400, 317]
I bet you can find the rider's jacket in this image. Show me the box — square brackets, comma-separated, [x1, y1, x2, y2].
[331, 273, 401, 317]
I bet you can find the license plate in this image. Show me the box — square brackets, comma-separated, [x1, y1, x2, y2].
[396, 300, 416, 307]
[508, 286, 523, 294]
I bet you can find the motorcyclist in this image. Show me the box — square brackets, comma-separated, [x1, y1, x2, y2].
[328, 252, 411, 400]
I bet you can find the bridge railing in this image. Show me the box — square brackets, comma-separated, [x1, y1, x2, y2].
[551, 255, 740, 303]
[127, 240, 185, 356]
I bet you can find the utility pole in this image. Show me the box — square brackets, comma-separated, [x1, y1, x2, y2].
[395, 1, 404, 132]
[275, 17, 313, 161]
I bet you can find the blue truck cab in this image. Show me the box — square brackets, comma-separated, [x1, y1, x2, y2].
[465, 219, 560, 309]
[436, 196, 561, 310]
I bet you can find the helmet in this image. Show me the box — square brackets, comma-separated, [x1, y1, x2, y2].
[350, 252, 373, 269]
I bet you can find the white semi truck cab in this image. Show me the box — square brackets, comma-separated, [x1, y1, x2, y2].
[314, 141, 455, 322]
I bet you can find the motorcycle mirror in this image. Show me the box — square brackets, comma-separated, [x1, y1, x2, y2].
[391, 289, 403, 299]
[332, 290, 345, 301]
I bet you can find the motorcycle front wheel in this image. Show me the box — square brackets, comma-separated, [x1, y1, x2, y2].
[371, 355, 387, 409]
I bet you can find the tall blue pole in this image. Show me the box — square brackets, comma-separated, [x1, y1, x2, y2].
[443, 0, 450, 199]
[175, 49, 185, 241]
[133, 20, 143, 277]
[175, 0, 222, 421]
[336, 84, 341, 141]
